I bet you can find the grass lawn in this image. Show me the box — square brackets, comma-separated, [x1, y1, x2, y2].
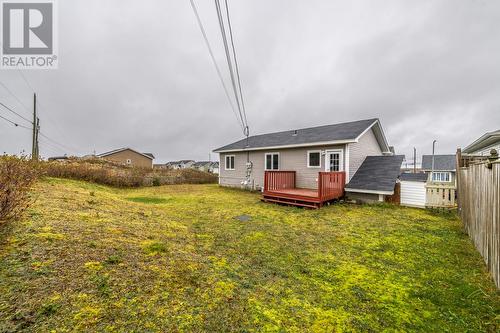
[0, 178, 498, 332]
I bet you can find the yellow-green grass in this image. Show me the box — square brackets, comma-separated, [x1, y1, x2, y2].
[0, 178, 498, 332]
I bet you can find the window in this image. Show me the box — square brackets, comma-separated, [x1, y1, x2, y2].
[126, 159, 132, 165]
[432, 172, 451, 182]
[265, 153, 279, 170]
[225, 155, 235, 170]
[307, 150, 321, 168]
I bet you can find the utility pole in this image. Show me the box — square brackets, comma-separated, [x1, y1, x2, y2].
[35, 117, 40, 158]
[413, 147, 416, 173]
[32, 93, 37, 160]
[431, 140, 437, 181]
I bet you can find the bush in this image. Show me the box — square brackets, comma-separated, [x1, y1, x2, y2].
[42, 158, 217, 187]
[0, 156, 41, 222]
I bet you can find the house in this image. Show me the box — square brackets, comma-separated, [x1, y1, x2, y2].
[164, 160, 195, 169]
[463, 129, 500, 156]
[421, 154, 456, 184]
[421, 154, 457, 208]
[192, 161, 219, 173]
[97, 148, 154, 168]
[214, 118, 403, 207]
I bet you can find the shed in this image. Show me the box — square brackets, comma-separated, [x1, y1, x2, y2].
[400, 173, 428, 208]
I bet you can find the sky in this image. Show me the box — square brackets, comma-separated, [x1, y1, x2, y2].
[1, 0, 499, 164]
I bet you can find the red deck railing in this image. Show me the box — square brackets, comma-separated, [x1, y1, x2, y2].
[318, 171, 346, 201]
[264, 171, 296, 192]
[264, 170, 345, 202]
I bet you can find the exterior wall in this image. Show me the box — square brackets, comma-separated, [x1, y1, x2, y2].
[345, 192, 382, 204]
[219, 144, 346, 190]
[400, 181, 426, 208]
[424, 171, 457, 186]
[348, 128, 383, 181]
[101, 149, 152, 168]
[470, 141, 500, 156]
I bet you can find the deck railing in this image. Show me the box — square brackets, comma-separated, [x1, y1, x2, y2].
[318, 171, 346, 201]
[264, 171, 296, 192]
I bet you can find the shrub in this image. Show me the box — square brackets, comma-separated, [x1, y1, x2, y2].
[42, 158, 217, 187]
[0, 156, 41, 222]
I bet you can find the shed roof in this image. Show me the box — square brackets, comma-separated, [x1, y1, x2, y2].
[400, 173, 428, 182]
[213, 118, 389, 153]
[421, 155, 455, 171]
[346, 155, 404, 195]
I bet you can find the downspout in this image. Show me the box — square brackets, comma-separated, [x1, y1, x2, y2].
[431, 140, 437, 182]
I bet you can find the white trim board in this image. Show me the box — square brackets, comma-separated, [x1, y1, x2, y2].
[345, 188, 394, 195]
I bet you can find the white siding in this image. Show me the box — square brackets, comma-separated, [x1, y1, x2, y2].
[219, 144, 346, 190]
[471, 142, 500, 156]
[401, 181, 426, 208]
[348, 128, 383, 181]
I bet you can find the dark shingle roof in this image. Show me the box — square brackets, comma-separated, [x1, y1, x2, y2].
[214, 118, 379, 152]
[400, 173, 428, 182]
[421, 155, 456, 171]
[346, 155, 404, 193]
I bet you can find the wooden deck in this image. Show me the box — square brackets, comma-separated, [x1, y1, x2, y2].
[262, 171, 345, 208]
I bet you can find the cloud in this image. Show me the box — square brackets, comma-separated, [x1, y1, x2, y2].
[1, 0, 498, 164]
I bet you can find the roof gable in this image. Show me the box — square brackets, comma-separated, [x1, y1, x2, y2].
[213, 118, 390, 153]
[97, 148, 154, 160]
[421, 155, 456, 171]
[463, 130, 500, 154]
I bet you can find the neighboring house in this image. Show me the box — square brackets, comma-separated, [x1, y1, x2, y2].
[421, 154, 457, 208]
[164, 160, 195, 170]
[214, 118, 402, 205]
[463, 129, 500, 156]
[421, 154, 456, 184]
[192, 161, 220, 173]
[97, 148, 154, 168]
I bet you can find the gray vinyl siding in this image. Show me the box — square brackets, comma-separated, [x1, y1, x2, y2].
[219, 144, 345, 190]
[348, 128, 383, 181]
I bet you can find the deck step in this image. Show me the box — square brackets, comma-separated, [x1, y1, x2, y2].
[261, 197, 319, 209]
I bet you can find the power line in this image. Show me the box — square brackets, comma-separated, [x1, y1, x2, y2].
[0, 79, 31, 115]
[189, 0, 244, 131]
[38, 131, 75, 153]
[0, 101, 33, 124]
[0, 113, 31, 130]
[223, 0, 248, 133]
[214, 0, 246, 131]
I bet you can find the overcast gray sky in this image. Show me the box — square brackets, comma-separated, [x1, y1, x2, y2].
[1, 0, 499, 164]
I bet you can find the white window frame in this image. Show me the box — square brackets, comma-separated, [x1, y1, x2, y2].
[431, 171, 451, 182]
[325, 149, 344, 172]
[126, 159, 132, 165]
[225, 155, 235, 170]
[264, 152, 280, 170]
[307, 150, 321, 168]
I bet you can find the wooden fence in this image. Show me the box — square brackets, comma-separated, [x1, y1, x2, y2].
[457, 158, 500, 289]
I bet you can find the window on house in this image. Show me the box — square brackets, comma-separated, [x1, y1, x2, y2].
[126, 159, 132, 165]
[225, 155, 235, 170]
[265, 153, 279, 170]
[432, 172, 451, 182]
[308, 151, 321, 168]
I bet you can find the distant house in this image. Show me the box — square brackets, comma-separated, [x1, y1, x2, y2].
[192, 161, 219, 173]
[463, 129, 500, 156]
[165, 160, 195, 170]
[214, 118, 403, 207]
[48, 155, 69, 162]
[421, 154, 456, 184]
[97, 148, 154, 168]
